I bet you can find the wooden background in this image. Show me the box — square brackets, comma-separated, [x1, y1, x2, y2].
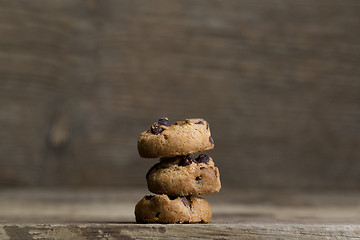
[0, 0, 359, 190]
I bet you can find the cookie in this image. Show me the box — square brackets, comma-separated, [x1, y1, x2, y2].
[134, 195, 212, 223]
[146, 154, 221, 196]
[138, 118, 214, 158]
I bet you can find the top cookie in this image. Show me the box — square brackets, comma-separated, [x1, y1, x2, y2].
[138, 118, 214, 158]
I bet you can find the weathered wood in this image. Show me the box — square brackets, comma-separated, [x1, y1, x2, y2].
[0, 0, 360, 189]
[1, 223, 360, 240]
[1, 189, 360, 239]
[2, 188, 360, 224]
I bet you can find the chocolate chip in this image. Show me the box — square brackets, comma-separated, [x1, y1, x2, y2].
[180, 197, 191, 207]
[200, 167, 205, 170]
[206, 123, 209, 130]
[145, 195, 154, 200]
[195, 154, 210, 164]
[209, 136, 214, 145]
[151, 123, 164, 135]
[150, 118, 170, 135]
[178, 155, 194, 166]
[157, 118, 171, 127]
[155, 212, 160, 217]
[195, 121, 204, 125]
[195, 176, 202, 181]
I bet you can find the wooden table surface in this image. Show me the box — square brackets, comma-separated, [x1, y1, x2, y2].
[0, 188, 359, 239]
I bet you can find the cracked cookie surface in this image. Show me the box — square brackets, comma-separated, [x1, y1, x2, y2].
[146, 155, 221, 196]
[134, 195, 212, 223]
[137, 118, 214, 158]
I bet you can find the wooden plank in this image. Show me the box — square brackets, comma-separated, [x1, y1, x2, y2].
[1, 189, 360, 239]
[1, 223, 360, 240]
[1, 189, 360, 223]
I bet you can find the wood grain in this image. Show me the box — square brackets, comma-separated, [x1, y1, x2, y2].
[1, 189, 360, 239]
[2, 223, 360, 240]
[0, 0, 360, 189]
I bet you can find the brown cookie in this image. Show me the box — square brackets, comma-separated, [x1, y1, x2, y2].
[146, 154, 221, 196]
[134, 195, 212, 223]
[137, 118, 214, 158]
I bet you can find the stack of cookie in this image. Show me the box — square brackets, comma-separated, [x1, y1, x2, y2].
[135, 118, 221, 223]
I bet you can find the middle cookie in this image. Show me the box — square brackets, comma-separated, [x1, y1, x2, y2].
[146, 154, 221, 196]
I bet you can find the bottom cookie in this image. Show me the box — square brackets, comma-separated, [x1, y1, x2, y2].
[134, 195, 212, 223]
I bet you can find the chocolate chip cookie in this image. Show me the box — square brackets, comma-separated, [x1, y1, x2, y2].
[147, 154, 221, 196]
[138, 118, 214, 158]
[134, 195, 212, 223]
